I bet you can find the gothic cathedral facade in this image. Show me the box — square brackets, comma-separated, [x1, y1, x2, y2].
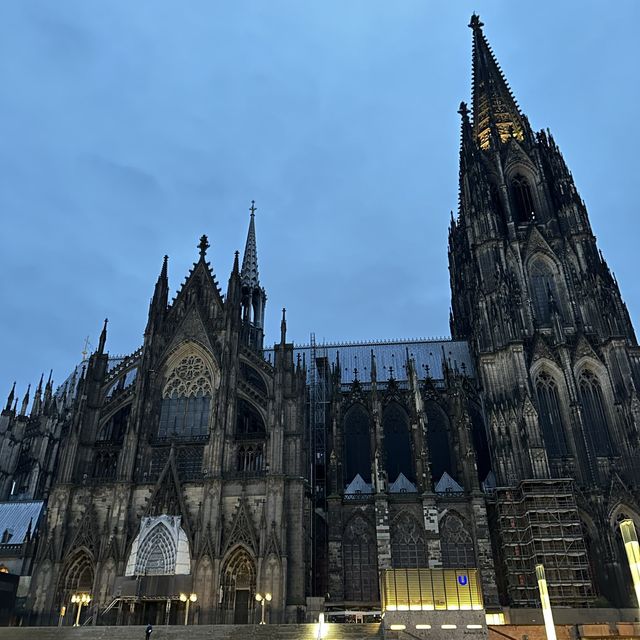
[1, 15, 640, 625]
[25, 222, 309, 624]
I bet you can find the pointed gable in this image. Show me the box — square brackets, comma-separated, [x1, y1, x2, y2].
[344, 473, 372, 495]
[162, 306, 216, 360]
[529, 333, 558, 367]
[265, 521, 282, 559]
[388, 472, 418, 494]
[523, 226, 556, 263]
[146, 448, 192, 542]
[435, 471, 464, 494]
[165, 236, 225, 328]
[573, 333, 600, 365]
[68, 507, 99, 556]
[503, 137, 536, 174]
[224, 496, 258, 555]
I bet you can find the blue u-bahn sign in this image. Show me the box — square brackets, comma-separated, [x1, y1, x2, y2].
[458, 575, 468, 586]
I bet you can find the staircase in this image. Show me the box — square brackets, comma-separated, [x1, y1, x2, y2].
[0, 623, 383, 640]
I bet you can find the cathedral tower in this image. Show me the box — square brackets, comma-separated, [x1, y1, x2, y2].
[449, 15, 640, 607]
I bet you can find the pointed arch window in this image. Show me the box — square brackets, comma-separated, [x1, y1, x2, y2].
[97, 405, 131, 443]
[135, 523, 177, 576]
[236, 399, 266, 437]
[383, 402, 413, 483]
[535, 372, 569, 457]
[158, 354, 212, 440]
[440, 514, 475, 568]
[235, 400, 265, 473]
[425, 401, 453, 483]
[579, 370, 614, 456]
[390, 513, 427, 568]
[343, 516, 378, 602]
[529, 259, 560, 326]
[343, 405, 372, 485]
[237, 444, 264, 473]
[511, 174, 535, 223]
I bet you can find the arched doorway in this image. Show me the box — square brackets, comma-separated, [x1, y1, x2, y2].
[58, 550, 94, 626]
[220, 547, 256, 624]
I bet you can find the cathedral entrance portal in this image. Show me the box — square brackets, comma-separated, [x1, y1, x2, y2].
[220, 547, 256, 624]
[234, 589, 250, 623]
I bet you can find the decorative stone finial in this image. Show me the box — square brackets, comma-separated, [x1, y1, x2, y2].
[198, 234, 210, 258]
[469, 13, 484, 31]
[98, 317, 108, 354]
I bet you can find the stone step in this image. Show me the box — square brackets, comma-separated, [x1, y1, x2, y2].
[0, 623, 383, 640]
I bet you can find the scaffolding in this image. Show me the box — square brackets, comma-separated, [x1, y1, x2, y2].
[308, 333, 330, 596]
[495, 478, 595, 607]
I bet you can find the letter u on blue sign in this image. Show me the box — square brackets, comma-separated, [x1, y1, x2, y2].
[458, 575, 468, 586]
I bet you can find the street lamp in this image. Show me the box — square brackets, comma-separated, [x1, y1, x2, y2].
[179, 592, 197, 626]
[255, 592, 272, 624]
[535, 564, 557, 640]
[70, 593, 91, 627]
[620, 519, 640, 608]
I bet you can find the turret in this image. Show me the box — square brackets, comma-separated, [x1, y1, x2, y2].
[146, 255, 169, 335]
[43, 371, 54, 415]
[19, 385, 30, 417]
[225, 250, 242, 329]
[4, 382, 15, 413]
[30, 374, 44, 417]
[280, 307, 287, 346]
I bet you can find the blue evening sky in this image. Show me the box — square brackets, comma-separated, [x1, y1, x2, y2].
[1, 1, 639, 395]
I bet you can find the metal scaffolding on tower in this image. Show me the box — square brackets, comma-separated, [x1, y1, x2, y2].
[308, 332, 330, 596]
[493, 478, 595, 607]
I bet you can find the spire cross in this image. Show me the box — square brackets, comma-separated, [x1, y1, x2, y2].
[81, 336, 91, 360]
[249, 200, 257, 216]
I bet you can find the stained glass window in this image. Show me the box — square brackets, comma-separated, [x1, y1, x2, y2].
[391, 513, 427, 568]
[535, 372, 568, 456]
[579, 370, 614, 456]
[158, 354, 212, 439]
[343, 515, 378, 601]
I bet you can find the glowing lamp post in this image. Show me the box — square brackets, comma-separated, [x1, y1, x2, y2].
[179, 592, 197, 625]
[535, 564, 557, 640]
[620, 519, 640, 607]
[255, 592, 272, 624]
[70, 593, 91, 627]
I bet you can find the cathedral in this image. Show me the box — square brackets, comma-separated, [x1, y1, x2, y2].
[0, 14, 639, 629]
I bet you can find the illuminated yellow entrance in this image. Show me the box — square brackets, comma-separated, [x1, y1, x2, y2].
[381, 568, 483, 612]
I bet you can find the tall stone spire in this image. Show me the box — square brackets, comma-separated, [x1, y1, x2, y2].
[241, 200, 260, 288]
[239, 201, 267, 350]
[469, 14, 527, 149]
